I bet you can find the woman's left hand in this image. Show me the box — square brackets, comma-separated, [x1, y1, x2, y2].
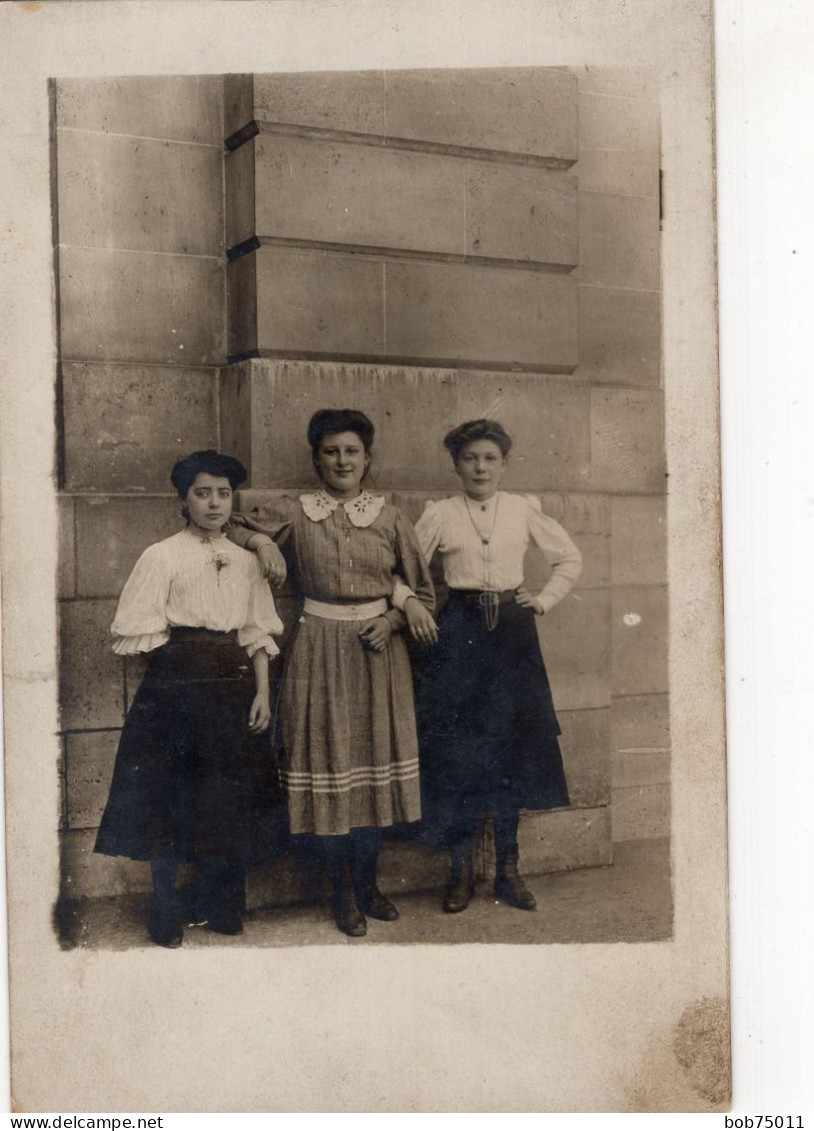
[359, 616, 393, 652]
[515, 587, 544, 616]
[249, 692, 272, 733]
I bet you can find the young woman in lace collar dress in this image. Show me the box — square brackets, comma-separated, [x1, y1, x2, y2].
[230, 409, 437, 937]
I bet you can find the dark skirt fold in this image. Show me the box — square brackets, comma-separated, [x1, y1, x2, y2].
[416, 592, 570, 843]
[94, 629, 286, 863]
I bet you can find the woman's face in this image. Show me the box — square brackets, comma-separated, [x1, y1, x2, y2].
[455, 439, 507, 500]
[315, 431, 370, 498]
[184, 472, 234, 534]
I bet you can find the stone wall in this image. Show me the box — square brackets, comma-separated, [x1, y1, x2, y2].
[55, 67, 667, 904]
[54, 76, 227, 898]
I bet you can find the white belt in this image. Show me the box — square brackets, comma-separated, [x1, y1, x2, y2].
[302, 597, 388, 621]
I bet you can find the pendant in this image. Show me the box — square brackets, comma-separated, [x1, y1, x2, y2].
[482, 537, 490, 545]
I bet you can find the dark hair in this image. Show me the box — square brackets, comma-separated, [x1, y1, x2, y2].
[170, 450, 247, 498]
[443, 419, 512, 463]
[307, 408, 375, 457]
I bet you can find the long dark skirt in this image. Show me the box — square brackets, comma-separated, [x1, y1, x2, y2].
[95, 628, 284, 863]
[416, 591, 570, 844]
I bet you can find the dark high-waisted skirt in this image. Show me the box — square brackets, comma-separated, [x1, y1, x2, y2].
[416, 590, 570, 843]
[95, 628, 284, 863]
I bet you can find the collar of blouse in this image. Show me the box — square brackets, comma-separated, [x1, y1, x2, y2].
[300, 489, 386, 529]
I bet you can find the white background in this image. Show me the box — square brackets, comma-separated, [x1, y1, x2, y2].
[2, 0, 814, 1119]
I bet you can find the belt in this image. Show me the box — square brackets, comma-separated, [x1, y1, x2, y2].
[449, 588, 518, 631]
[451, 588, 518, 605]
[302, 597, 389, 621]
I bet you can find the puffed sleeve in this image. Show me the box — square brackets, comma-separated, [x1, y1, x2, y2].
[526, 496, 583, 613]
[110, 543, 172, 655]
[413, 499, 444, 564]
[226, 494, 298, 550]
[237, 555, 285, 658]
[382, 509, 435, 629]
[390, 500, 443, 611]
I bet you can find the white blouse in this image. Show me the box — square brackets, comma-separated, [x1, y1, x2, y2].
[111, 529, 283, 657]
[408, 493, 582, 614]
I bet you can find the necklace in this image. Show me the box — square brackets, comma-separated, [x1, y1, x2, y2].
[463, 493, 499, 545]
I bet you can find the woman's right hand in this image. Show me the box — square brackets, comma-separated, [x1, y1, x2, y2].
[403, 596, 439, 644]
[257, 542, 287, 587]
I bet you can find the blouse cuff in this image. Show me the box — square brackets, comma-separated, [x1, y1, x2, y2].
[245, 636, 280, 659]
[391, 578, 418, 612]
[112, 631, 169, 655]
[381, 608, 406, 632]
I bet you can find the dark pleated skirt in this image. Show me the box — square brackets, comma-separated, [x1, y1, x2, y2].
[416, 591, 570, 843]
[94, 628, 286, 863]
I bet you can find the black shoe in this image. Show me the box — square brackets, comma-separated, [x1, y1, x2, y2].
[442, 841, 475, 913]
[361, 887, 400, 921]
[148, 907, 183, 948]
[332, 860, 367, 937]
[443, 874, 475, 914]
[205, 908, 244, 936]
[494, 845, 537, 911]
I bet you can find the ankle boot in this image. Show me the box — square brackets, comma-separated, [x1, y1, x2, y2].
[331, 855, 367, 937]
[354, 831, 399, 921]
[494, 843, 536, 911]
[443, 841, 475, 913]
[149, 860, 183, 947]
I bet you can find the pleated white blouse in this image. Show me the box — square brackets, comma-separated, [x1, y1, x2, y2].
[110, 529, 283, 657]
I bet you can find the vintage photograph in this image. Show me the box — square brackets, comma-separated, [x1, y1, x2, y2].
[53, 67, 670, 951]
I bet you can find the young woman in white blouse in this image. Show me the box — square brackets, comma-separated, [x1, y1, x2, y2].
[400, 419, 582, 914]
[94, 451, 283, 947]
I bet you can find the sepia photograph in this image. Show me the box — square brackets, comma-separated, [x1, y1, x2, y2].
[53, 66, 670, 953]
[0, 0, 728, 1113]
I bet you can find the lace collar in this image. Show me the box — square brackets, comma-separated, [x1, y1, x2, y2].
[300, 489, 386, 528]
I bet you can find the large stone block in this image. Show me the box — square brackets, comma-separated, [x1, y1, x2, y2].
[59, 599, 124, 731]
[223, 358, 459, 490]
[61, 362, 218, 493]
[611, 585, 669, 697]
[612, 750, 670, 790]
[485, 806, 612, 874]
[227, 252, 258, 357]
[385, 68, 578, 162]
[559, 707, 611, 808]
[611, 495, 667, 586]
[57, 129, 224, 257]
[59, 247, 225, 366]
[578, 192, 660, 291]
[252, 71, 386, 137]
[386, 261, 578, 371]
[219, 363, 253, 474]
[252, 247, 385, 358]
[574, 66, 659, 103]
[578, 90, 660, 157]
[75, 497, 182, 598]
[224, 139, 257, 249]
[245, 134, 464, 256]
[523, 532, 609, 592]
[465, 163, 577, 265]
[612, 783, 670, 841]
[611, 693, 670, 753]
[577, 285, 661, 386]
[538, 587, 611, 711]
[65, 730, 119, 830]
[590, 387, 665, 493]
[575, 150, 660, 199]
[55, 75, 223, 145]
[538, 492, 611, 535]
[58, 496, 76, 599]
[454, 371, 590, 490]
[223, 74, 255, 141]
